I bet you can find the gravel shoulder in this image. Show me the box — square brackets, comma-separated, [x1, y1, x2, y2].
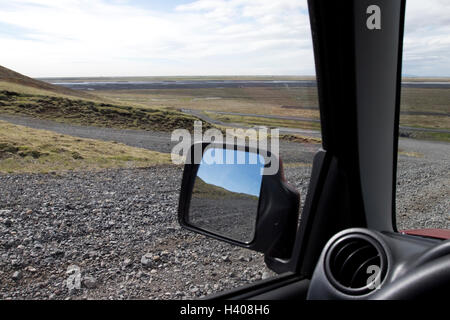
[0, 116, 448, 299]
[0, 167, 276, 299]
[396, 139, 450, 230]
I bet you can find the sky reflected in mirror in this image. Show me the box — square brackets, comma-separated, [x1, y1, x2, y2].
[197, 148, 265, 197]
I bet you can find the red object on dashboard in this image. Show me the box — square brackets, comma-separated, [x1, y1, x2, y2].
[401, 229, 450, 240]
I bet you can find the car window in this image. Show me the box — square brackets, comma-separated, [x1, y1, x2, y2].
[0, 0, 317, 299]
[395, 0, 450, 231]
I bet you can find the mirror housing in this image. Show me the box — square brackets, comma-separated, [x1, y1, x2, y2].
[178, 142, 300, 265]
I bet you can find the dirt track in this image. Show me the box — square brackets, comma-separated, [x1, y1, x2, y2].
[0, 114, 321, 164]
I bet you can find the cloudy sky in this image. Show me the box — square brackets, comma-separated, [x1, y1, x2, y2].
[0, 0, 448, 77]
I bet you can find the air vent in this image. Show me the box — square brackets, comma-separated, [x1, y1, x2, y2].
[325, 234, 387, 295]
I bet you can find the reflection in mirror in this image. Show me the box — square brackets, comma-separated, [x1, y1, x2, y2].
[188, 148, 265, 243]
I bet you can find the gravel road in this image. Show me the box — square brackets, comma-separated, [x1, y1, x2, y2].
[0, 114, 175, 154]
[0, 116, 448, 299]
[0, 114, 320, 163]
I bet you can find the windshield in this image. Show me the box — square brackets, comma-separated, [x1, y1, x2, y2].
[0, 0, 317, 300]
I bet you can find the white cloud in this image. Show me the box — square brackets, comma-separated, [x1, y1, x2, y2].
[0, 0, 447, 77]
[403, 0, 450, 76]
[0, 0, 314, 76]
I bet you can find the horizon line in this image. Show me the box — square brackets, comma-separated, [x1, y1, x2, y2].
[35, 74, 450, 80]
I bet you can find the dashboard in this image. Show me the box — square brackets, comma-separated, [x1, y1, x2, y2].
[307, 228, 450, 299]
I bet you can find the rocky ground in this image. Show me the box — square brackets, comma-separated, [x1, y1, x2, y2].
[396, 139, 450, 230]
[0, 166, 269, 300]
[0, 116, 448, 299]
[0, 148, 448, 299]
[0, 164, 315, 300]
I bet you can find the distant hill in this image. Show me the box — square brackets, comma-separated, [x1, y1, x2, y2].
[0, 65, 211, 133]
[0, 65, 95, 100]
[193, 176, 259, 200]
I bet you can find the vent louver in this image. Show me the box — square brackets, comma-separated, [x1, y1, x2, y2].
[325, 234, 387, 295]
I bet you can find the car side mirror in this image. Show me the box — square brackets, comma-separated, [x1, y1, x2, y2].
[178, 142, 300, 265]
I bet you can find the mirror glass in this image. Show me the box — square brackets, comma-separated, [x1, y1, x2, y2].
[188, 147, 265, 243]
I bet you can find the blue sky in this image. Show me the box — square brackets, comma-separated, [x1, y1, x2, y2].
[197, 148, 264, 196]
[0, 0, 448, 77]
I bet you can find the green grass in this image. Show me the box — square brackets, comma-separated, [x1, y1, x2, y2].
[399, 114, 450, 130]
[398, 149, 424, 158]
[2, 73, 448, 143]
[96, 87, 321, 118]
[96, 85, 449, 142]
[400, 131, 450, 143]
[0, 120, 174, 173]
[204, 111, 321, 131]
[0, 65, 97, 100]
[400, 88, 450, 115]
[279, 133, 321, 144]
[0, 81, 98, 101]
[0, 88, 212, 132]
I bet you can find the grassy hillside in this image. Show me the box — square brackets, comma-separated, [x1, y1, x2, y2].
[0, 65, 97, 100]
[0, 66, 212, 132]
[0, 120, 173, 173]
[193, 176, 259, 200]
[0, 89, 211, 132]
